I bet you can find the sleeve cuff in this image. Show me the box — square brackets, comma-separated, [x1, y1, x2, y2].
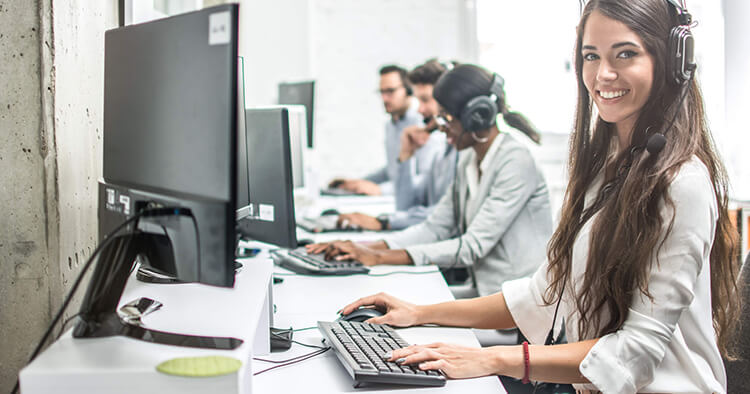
[501, 277, 552, 345]
[387, 212, 410, 231]
[404, 246, 428, 266]
[579, 335, 636, 394]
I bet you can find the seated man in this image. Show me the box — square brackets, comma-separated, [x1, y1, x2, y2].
[337, 60, 457, 231]
[327, 64, 443, 198]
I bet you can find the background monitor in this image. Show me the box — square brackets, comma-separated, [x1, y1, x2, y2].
[239, 107, 298, 249]
[101, 4, 239, 287]
[278, 80, 315, 148]
[237, 56, 250, 218]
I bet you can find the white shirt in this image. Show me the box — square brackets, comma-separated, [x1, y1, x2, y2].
[503, 157, 726, 393]
[465, 132, 505, 223]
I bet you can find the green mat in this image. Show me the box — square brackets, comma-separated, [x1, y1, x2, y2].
[156, 355, 242, 377]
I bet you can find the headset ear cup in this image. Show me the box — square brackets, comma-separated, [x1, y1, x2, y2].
[667, 25, 694, 85]
[460, 96, 498, 133]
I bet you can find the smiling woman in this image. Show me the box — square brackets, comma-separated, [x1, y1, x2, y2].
[335, 1, 742, 393]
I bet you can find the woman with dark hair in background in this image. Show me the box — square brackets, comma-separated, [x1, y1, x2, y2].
[308, 63, 552, 298]
[336, 0, 741, 392]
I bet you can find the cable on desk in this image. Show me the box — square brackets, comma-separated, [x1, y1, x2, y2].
[252, 347, 331, 375]
[10, 207, 193, 394]
[269, 329, 327, 350]
[272, 270, 439, 278]
[292, 326, 318, 332]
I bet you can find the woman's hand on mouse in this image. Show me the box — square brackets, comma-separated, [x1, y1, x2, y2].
[341, 292, 421, 327]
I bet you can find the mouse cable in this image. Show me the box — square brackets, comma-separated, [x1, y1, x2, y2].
[11, 207, 192, 394]
[253, 347, 331, 375]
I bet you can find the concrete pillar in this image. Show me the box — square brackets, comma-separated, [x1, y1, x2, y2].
[0, 1, 114, 391]
[0, 1, 58, 391]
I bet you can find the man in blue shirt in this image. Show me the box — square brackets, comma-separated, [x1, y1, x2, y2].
[337, 60, 457, 230]
[329, 65, 429, 196]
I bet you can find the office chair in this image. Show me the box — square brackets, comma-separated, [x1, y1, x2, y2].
[725, 252, 750, 392]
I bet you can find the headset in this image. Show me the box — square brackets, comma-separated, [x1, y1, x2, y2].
[459, 73, 505, 133]
[665, 0, 695, 86]
[398, 67, 414, 95]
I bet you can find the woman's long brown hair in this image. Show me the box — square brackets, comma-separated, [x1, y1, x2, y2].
[544, 0, 740, 357]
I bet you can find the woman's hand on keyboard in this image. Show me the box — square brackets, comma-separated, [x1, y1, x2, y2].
[340, 292, 420, 327]
[323, 240, 381, 265]
[386, 342, 505, 379]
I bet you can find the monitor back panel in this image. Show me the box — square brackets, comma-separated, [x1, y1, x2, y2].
[278, 81, 315, 148]
[240, 108, 298, 248]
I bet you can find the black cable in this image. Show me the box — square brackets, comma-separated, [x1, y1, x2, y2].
[10, 207, 189, 394]
[86, 208, 200, 314]
[271, 270, 439, 278]
[292, 326, 317, 332]
[252, 347, 331, 375]
[56, 313, 82, 340]
[269, 330, 328, 350]
[291, 339, 328, 349]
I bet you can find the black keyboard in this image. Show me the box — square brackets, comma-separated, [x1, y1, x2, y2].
[318, 321, 446, 387]
[320, 187, 363, 196]
[271, 247, 370, 275]
[296, 216, 362, 233]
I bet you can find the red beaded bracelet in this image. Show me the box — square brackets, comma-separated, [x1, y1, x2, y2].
[522, 341, 530, 384]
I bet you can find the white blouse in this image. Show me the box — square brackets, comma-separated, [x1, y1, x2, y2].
[502, 157, 726, 393]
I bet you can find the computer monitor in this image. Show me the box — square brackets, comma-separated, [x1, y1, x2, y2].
[278, 80, 315, 148]
[236, 56, 250, 219]
[238, 107, 298, 249]
[77, 4, 243, 349]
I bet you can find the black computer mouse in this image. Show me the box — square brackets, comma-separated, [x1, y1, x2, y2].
[321, 208, 340, 216]
[297, 238, 314, 247]
[338, 307, 384, 323]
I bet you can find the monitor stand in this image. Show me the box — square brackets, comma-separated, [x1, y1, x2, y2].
[73, 232, 243, 350]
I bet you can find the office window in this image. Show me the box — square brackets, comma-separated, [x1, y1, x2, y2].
[122, 0, 225, 25]
[476, 0, 580, 134]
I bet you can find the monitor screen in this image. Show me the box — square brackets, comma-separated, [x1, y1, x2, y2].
[239, 107, 298, 249]
[278, 80, 315, 148]
[100, 4, 239, 287]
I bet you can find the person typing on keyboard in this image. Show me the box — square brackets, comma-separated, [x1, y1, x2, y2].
[308, 64, 552, 298]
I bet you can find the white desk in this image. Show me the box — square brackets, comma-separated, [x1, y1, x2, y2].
[296, 194, 396, 221]
[253, 261, 506, 393]
[19, 258, 274, 394]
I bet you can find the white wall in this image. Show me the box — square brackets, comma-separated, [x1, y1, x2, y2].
[239, 0, 478, 187]
[724, 0, 750, 200]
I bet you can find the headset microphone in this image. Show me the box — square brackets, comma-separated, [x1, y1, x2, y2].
[646, 133, 667, 155]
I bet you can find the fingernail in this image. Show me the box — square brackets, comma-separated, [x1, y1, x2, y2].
[395, 358, 406, 364]
[419, 363, 427, 369]
[382, 351, 392, 360]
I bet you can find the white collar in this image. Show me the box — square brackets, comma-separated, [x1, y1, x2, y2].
[466, 132, 505, 197]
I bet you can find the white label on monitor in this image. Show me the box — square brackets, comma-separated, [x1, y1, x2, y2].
[119, 195, 131, 215]
[259, 204, 275, 222]
[106, 188, 115, 204]
[208, 11, 231, 46]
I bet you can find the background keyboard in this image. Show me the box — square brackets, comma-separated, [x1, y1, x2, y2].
[271, 247, 370, 275]
[318, 320, 446, 387]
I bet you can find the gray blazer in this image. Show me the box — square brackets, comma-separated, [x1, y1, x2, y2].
[385, 134, 552, 296]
